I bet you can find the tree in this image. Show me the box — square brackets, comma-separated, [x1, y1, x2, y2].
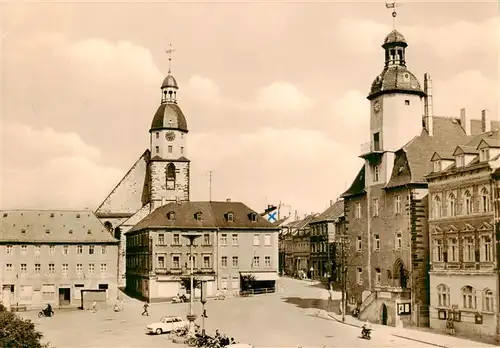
[180, 277, 201, 293]
[0, 304, 49, 348]
[240, 274, 256, 291]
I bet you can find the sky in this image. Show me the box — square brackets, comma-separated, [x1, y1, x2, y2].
[0, 0, 498, 218]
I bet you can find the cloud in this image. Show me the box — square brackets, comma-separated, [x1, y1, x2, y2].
[256, 82, 314, 114]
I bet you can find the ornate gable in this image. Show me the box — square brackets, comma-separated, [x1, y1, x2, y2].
[432, 225, 443, 234]
[462, 223, 476, 233]
[478, 221, 493, 232]
[447, 224, 459, 233]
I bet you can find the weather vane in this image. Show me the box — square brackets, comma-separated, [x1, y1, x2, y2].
[166, 44, 176, 73]
[385, 1, 402, 29]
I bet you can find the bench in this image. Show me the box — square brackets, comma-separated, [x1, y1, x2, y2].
[10, 304, 28, 312]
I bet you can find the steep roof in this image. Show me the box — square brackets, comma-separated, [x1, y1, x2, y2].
[341, 166, 366, 198]
[310, 200, 344, 224]
[128, 201, 277, 233]
[0, 210, 118, 243]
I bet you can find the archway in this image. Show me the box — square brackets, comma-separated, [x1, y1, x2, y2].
[381, 303, 388, 325]
[393, 258, 407, 289]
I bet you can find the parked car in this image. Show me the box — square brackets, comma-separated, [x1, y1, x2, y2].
[146, 316, 187, 335]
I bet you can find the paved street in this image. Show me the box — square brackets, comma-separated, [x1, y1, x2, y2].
[20, 277, 496, 347]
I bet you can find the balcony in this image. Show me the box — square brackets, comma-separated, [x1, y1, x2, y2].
[359, 141, 383, 161]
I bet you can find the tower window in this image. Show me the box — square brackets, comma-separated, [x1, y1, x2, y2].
[405, 100, 410, 105]
[181, 147, 184, 155]
[168, 145, 173, 153]
[166, 163, 176, 190]
[155, 146, 159, 153]
[155, 132, 159, 139]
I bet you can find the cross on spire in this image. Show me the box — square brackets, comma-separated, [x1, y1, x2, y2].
[385, 1, 402, 29]
[166, 44, 176, 73]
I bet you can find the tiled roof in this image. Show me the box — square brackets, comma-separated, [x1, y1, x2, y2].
[455, 146, 479, 155]
[0, 210, 118, 244]
[310, 200, 344, 224]
[128, 201, 277, 233]
[341, 166, 366, 198]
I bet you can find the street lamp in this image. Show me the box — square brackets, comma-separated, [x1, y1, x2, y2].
[335, 234, 350, 322]
[182, 232, 202, 336]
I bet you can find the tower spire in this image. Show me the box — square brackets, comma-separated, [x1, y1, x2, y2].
[166, 43, 176, 73]
[385, 1, 402, 29]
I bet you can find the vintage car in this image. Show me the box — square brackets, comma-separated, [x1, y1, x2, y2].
[146, 316, 187, 335]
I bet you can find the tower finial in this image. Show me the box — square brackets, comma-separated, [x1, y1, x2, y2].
[385, 1, 402, 29]
[165, 44, 176, 73]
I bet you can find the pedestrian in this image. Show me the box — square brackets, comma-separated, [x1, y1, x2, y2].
[142, 302, 149, 316]
[92, 300, 97, 313]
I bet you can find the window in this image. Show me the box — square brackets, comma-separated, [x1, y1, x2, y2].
[437, 284, 450, 307]
[374, 268, 381, 285]
[374, 235, 380, 251]
[155, 146, 159, 153]
[448, 238, 458, 262]
[203, 256, 210, 268]
[181, 146, 184, 155]
[355, 202, 362, 218]
[5, 245, 12, 255]
[190, 255, 196, 268]
[464, 190, 473, 214]
[100, 263, 107, 276]
[373, 132, 380, 151]
[48, 263, 55, 274]
[35, 245, 41, 254]
[433, 160, 442, 172]
[434, 239, 443, 262]
[88, 264, 95, 275]
[221, 277, 228, 290]
[448, 193, 456, 217]
[42, 285, 55, 301]
[221, 234, 228, 246]
[156, 233, 164, 245]
[253, 256, 260, 267]
[253, 234, 260, 246]
[20, 264, 27, 276]
[227, 213, 234, 222]
[166, 163, 176, 190]
[395, 233, 402, 250]
[158, 256, 165, 268]
[62, 263, 68, 276]
[265, 256, 271, 267]
[173, 234, 180, 245]
[232, 234, 238, 246]
[463, 237, 475, 262]
[155, 132, 159, 139]
[76, 264, 83, 276]
[481, 188, 490, 213]
[21, 245, 27, 254]
[195, 212, 203, 221]
[168, 145, 173, 153]
[480, 236, 493, 262]
[405, 99, 410, 105]
[483, 289, 494, 312]
[172, 256, 180, 268]
[373, 198, 379, 217]
[35, 264, 41, 274]
[5, 264, 12, 272]
[356, 267, 363, 285]
[356, 237, 362, 252]
[221, 256, 228, 267]
[77, 245, 83, 254]
[433, 196, 442, 219]
[49, 245, 55, 255]
[232, 256, 238, 267]
[373, 165, 380, 182]
[167, 211, 175, 220]
[63, 245, 69, 255]
[456, 155, 465, 167]
[231, 276, 239, 290]
[480, 148, 490, 162]
[462, 286, 477, 309]
[264, 234, 271, 246]
[89, 245, 94, 255]
[395, 195, 401, 214]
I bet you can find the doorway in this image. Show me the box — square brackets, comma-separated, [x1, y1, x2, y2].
[58, 288, 71, 306]
[381, 303, 388, 325]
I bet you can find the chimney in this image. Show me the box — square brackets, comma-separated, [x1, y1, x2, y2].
[226, 198, 231, 202]
[423, 73, 434, 136]
[460, 108, 471, 135]
[482, 109, 491, 132]
[330, 200, 334, 207]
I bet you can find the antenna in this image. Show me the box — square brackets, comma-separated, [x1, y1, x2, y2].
[165, 43, 176, 73]
[209, 170, 212, 202]
[385, 1, 402, 29]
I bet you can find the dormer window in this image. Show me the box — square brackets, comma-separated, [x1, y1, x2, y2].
[76, 213, 81, 218]
[227, 212, 234, 222]
[21, 229, 26, 234]
[87, 229, 92, 235]
[46, 229, 50, 234]
[50, 213, 55, 218]
[248, 212, 258, 222]
[167, 211, 175, 220]
[433, 160, 442, 172]
[480, 148, 490, 162]
[195, 212, 203, 221]
[456, 155, 465, 168]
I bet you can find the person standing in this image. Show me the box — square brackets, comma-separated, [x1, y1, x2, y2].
[142, 302, 149, 316]
[92, 300, 97, 313]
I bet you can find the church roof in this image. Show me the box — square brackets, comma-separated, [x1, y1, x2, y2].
[0, 210, 118, 244]
[383, 29, 407, 46]
[150, 103, 188, 132]
[128, 201, 278, 233]
[162, 73, 178, 89]
[368, 66, 425, 100]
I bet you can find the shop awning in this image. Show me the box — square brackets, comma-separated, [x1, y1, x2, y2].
[240, 272, 279, 281]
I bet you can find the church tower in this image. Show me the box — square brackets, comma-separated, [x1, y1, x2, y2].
[361, 26, 426, 186]
[148, 47, 190, 210]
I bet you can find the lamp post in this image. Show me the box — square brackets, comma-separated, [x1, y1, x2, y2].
[182, 232, 202, 336]
[336, 234, 350, 322]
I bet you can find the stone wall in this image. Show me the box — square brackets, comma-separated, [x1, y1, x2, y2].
[149, 161, 189, 206]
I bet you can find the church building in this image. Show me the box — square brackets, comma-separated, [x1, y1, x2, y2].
[341, 23, 499, 329]
[95, 56, 191, 287]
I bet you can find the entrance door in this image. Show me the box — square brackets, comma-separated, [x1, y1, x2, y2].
[2, 285, 14, 309]
[58, 288, 71, 306]
[381, 303, 388, 325]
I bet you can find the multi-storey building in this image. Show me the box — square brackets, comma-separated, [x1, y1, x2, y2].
[125, 201, 279, 302]
[426, 127, 500, 342]
[0, 210, 119, 310]
[291, 214, 318, 277]
[341, 25, 499, 328]
[309, 200, 345, 280]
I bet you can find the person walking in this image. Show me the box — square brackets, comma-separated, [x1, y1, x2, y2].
[92, 300, 97, 313]
[142, 302, 149, 316]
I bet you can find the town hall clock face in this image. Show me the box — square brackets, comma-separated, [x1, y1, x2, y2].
[165, 131, 176, 141]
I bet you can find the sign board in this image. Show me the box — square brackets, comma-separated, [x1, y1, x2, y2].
[397, 302, 411, 315]
[378, 291, 392, 299]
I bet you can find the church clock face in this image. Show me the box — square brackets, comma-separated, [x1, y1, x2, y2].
[373, 100, 381, 113]
[165, 131, 176, 141]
